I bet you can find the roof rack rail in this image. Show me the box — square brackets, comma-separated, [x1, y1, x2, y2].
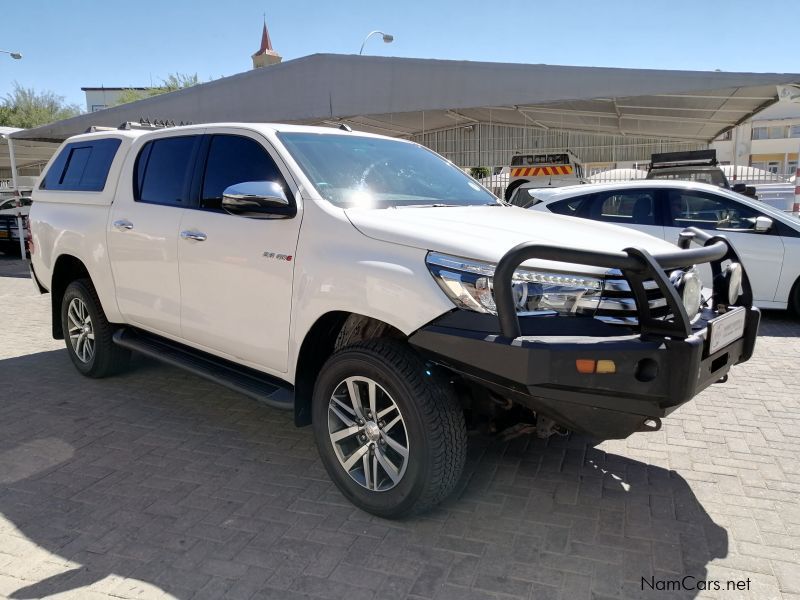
[86, 126, 117, 133]
[117, 118, 193, 131]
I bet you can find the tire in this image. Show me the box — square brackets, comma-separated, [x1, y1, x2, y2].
[791, 279, 800, 317]
[61, 279, 130, 378]
[312, 339, 467, 518]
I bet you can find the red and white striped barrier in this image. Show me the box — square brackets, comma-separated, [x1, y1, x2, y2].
[794, 163, 800, 215]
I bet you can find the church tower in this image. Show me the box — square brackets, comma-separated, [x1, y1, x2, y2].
[252, 17, 282, 69]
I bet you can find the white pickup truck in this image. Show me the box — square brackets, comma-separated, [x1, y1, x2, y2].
[29, 122, 760, 517]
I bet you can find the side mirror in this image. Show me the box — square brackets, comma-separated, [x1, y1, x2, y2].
[732, 183, 747, 194]
[221, 181, 295, 219]
[753, 216, 773, 232]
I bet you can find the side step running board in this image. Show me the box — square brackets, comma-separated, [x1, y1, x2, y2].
[113, 328, 293, 410]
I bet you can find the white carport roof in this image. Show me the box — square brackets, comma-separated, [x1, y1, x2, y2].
[1, 127, 60, 175]
[7, 54, 800, 145]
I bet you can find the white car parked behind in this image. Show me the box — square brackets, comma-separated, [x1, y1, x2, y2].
[518, 180, 800, 312]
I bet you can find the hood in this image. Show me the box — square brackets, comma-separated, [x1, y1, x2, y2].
[345, 205, 679, 275]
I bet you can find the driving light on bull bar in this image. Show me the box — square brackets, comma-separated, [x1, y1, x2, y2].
[670, 269, 702, 320]
[725, 262, 743, 305]
[426, 252, 604, 316]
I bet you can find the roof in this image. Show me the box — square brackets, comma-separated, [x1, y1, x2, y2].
[253, 21, 275, 56]
[8, 54, 800, 145]
[530, 180, 800, 226]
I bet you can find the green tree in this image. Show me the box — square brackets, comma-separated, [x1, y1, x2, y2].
[0, 83, 81, 128]
[469, 166, 491, 179]
[113, 73, 200, 105]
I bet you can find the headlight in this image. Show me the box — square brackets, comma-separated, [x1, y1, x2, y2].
[426, 252, 603, 316]
[670, 268, 702, 320]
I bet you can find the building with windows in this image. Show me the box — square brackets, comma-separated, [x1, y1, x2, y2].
[81, 87, 148, 113]
[711, 102, 800, 179]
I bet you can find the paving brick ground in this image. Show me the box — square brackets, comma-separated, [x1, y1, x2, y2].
[0, 254, 798, 600]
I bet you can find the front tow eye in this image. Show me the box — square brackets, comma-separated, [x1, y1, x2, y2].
[637, 417, 662, 432]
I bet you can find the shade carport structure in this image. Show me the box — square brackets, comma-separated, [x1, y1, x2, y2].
[7, 53, 800, 173]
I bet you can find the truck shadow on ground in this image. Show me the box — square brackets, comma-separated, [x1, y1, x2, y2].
[1, 349, 727, 599]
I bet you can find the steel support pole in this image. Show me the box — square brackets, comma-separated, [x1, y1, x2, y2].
[6, 137, 26, 258]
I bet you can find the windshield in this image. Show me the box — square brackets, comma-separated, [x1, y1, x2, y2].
[278, 132, 498, 208]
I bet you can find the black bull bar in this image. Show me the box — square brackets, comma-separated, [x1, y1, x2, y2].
[493, 227, 754, 340]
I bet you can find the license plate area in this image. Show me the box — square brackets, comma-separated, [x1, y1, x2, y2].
[707, 307, 746, 355]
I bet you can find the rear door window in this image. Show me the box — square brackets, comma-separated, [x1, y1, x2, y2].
[587, 190, 658, 225]
[134, 136, 200, 206]
[40, 138, 121, 192]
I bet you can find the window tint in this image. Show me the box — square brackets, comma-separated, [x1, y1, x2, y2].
[548, 197, 586, 216]
[135, 136, 198, 206]
[200, 135, 288, 210]
[509, 188, 542, 208]
[667, 190, 761, 231]
[40, 138, 121, 192]
[587, 190, 657, 225]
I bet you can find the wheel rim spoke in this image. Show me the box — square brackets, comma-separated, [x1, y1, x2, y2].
[330, 424, 360, 442]
[330, 404, 356, 428]
[376, 404, 396, 420]
[345, 378, 366, 420]
[328, 376, 409, 492]
[375, 446, 401, 484]
[363, 452, 372, 490]
[342, 444, 369, 472]
[381, 432, 408, 458]
[383, 414, 402, 433]
[367, 379, 377, 419]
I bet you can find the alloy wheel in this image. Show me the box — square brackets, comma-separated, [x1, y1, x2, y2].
[327, 376, 409, 492]
[67, 297, 95, 363]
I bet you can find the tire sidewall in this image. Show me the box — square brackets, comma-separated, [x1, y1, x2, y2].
[61, 282, 100, 376]
[313, 348, 434, 518]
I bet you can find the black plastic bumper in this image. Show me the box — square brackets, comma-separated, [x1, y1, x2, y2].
[410, 227, 761, 440]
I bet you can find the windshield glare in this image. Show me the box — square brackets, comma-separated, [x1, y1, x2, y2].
[278, 132, 498, 208]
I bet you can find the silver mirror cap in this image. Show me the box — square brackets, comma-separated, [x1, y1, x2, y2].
[222, 181, 288, 205]
[754, 216, 773, 232]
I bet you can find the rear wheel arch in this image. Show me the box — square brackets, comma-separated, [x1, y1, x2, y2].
[50, 255, 92, 339]
[293, 312, 405, 426]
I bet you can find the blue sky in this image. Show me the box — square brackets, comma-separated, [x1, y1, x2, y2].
[2, 0, 796, 109]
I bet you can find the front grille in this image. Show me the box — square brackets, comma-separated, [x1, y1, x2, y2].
[596, 272, 673, 325]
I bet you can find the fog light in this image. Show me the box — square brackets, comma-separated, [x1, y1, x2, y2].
[726, 263, 742, 304]
[596, 360, 616, 374]
[576, 359, 616, 374]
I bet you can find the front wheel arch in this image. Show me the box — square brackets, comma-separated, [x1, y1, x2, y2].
[293, 312, 405, 426]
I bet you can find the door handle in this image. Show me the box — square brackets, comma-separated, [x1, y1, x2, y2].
[113, 219, 134, 231]
[180, 230, 207, 242]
